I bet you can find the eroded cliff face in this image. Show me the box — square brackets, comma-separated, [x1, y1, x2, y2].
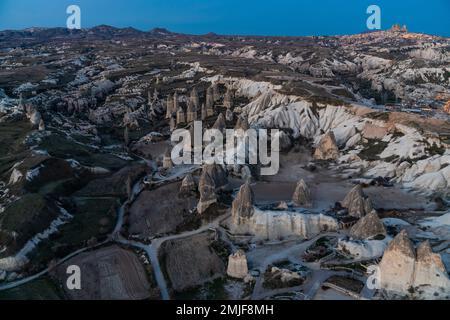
[378, 230, 450, 299]
[204, 75, 450, 197]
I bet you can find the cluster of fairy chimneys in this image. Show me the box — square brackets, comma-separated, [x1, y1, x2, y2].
[164, 83, 238, 131]
[230, 178, 314, 224]
[378, 229, 450, 296]
[230, 178, 376, 225]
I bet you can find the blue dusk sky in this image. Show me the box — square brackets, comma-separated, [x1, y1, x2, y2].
[0, 0, 449, 36]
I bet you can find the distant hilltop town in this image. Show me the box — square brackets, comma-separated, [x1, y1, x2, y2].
[390, 24, 408, 33]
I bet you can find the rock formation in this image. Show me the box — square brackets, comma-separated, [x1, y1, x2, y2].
[231, 182, 255, 225]
[224, 87, 233, 109]
[414, 241, 450, 297]
[197, 170, 217, 214]
[314, 131, 340, 160]
[26, 105, 42, 127]
[378, 230, 450, 298]
[230, 182, 337, 240]
[169, 116, 176, 131]
[341, 184, 373, 218]
[349, 211, 386, 239]
[378, 230, 416, 293]
[173, 92, 179, 113]
[292, 179, 312, 207]
[235, 116, 249, 131]
[212, 83, 220, 102]
[176, 107, 186, 124]
[179, 173, 196, 197]
[201, 103, 207, 120]
[226, 108, 233, 122]
[444, 100, 450, 115]
[165, 95, 174, 119]
[206, 87, 214, 117]
[38, 119, 46, 131]
[163, 148, 173, 169]
[202, 164, 228, 189]
[190, 87, 199, 111]
[227, 250, 248, 279]
[212, 113, 226, 132]
[186, 101, 196, 123]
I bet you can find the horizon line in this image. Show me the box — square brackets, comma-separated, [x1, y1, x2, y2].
[1, 24, 448, 39]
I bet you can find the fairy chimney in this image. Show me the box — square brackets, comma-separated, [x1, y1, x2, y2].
[231, 182, 255, 225]
[190, 87, 199, 111]
[212, 113, 226, 132]
[314, 131, 340, 161]
[179, 173, 197, 197]
[176, 107, 186, 124]
[227, 250, 249, 279]
[349, 211, 386, 239]
[166, 95, 174, 119]
[341, 184, 373, 218]
[163, 148, 173, 169]
[197, 170, 217, 214]
[292, 179, 312, 207]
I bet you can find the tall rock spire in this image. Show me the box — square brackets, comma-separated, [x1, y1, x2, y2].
[232, 182, 255, 224]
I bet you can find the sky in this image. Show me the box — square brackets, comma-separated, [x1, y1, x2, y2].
[0, 0, 449, 36]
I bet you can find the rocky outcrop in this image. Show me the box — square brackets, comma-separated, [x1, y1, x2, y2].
[176, 107, 186, 124]
[227, 250, 248, 279]
[314, 131, 340, 160]
[169, 116, 176, 131]
[38, 119, 46, 131]
[179, 173, 196, 197]
[173, 92, 179, 113]
[378, 230, 416, 293]
[349, 211, 386, 239]
[206, 86, 214, 116]
[197, 170, 217, 214]
[186, 101, 196, 123]
[341, 185, 373, 218]
[230, 183, 337, 240]
[234, 116, 249, 131]
[202, 164, 228, 189]
[226, 109, 233, 122]
[292, 179, 312, 207]
[378, 230, 450, 298]
[190, 87, 199, 111]
[231, 182, 255, 225]
[212, 113, 226, 132]
[265, 267, 302, 287]
[201, 103, 207, 120]
[224, 87, 233, 109]
[163, 148, 173, 169]
[414, 241, 450, 297]
[165, 95, 174, 119]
